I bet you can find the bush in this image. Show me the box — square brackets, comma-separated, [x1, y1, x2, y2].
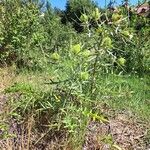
[0, 0, 42, 64]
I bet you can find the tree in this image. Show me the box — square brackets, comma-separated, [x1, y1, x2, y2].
[61, 0, 98, 32]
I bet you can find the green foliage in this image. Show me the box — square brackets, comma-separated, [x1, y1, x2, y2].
[4, 72, 150, 148]
[0, 0, 42, 64]
[0, 0, 76, 69]
[0, 122, 9, 139]
[0, 1, 150, 148]
[0, 0, 149, 74]
[62, 0, 98, 32]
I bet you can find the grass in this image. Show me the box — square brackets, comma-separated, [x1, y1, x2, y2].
[96, 74, 150, 121]
[1, 68, 149, 121]
[0, 66, 16, 92]
[0, 67, 150, 149]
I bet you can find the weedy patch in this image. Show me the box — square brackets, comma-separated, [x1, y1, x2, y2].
[0, 71, 149, 150]
[0, 0, 149, 149]
[83, 112, 149, 150]
[0, 66, 16, 93]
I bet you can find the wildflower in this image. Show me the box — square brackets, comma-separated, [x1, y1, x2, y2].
[101, 37, 112, 48]
[71, 44, 81, 54]
[80, 14, 88, 23]
[80, 72, 89, 80]
[92, 8, 100, 21]
[118, 57, 126, 66]
[112, 14, 122, 24]
[51, 52, 60, 61]
[121, 30, 133, 39]
[96, 27, 103, 34]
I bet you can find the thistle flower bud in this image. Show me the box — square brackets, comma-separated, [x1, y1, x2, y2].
[118, 57, 126, 66]
[51, 52, 60, 61]
[80, 72, 89, 80]
[101, 37, 112, 48]
[71, 44, 81, 54]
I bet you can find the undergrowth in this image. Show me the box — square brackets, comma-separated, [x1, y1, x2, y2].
[0, 70, 149, 149]
[0, 0, 150, 149]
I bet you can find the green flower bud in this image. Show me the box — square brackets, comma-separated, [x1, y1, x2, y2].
[80, 14, 88, 23]
[118, 57, 126, 66]
[96, 27, 103, 34]
[112, 14, 122, 22]
[102, 37, 112, 48]
[121, 30, 133, 39]
[80, 72, 89, 80]
[92, 8, 100, 21]
[51, 52, 60, 61]
[71, 44, 81, 54]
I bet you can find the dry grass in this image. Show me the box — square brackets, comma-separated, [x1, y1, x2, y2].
[0, 66, 16, 93]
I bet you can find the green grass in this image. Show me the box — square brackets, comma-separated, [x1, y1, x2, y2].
[96, 74, 150, 121]
[1, 68, 149, 149]
[6, 70, 150, 122]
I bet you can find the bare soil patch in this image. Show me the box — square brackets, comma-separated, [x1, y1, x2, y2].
[83, 112, 150, 150]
